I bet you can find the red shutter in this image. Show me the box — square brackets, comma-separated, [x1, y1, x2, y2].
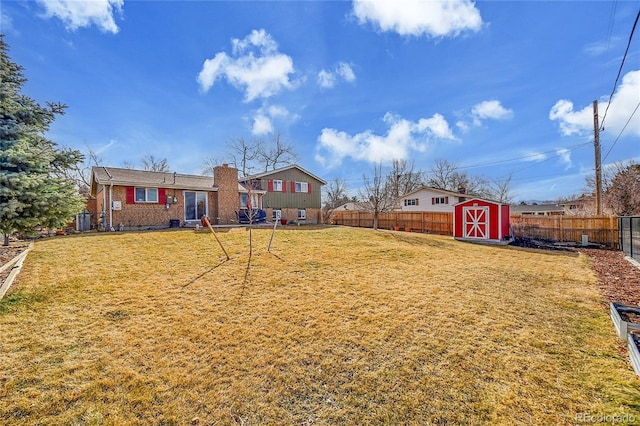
[282, 180, 286, 192]
[126, 187, 134, 204]
[268, 180, 274, 192]
[307, 183, 312, 193]
[445, 196, 449, 204]
[416, 198, 419, 206]
[431, 197, 435, 205]
[291, 181, 296, 193]
[158, 188, 166, 205]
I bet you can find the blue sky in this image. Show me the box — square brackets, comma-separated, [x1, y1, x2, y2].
[2, 0, 639, 202]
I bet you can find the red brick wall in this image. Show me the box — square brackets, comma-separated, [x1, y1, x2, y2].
[95, 186, 217, 229]
[214, 165, 240, 224]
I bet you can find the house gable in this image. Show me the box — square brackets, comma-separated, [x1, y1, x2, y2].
[398, 187, 465, 212]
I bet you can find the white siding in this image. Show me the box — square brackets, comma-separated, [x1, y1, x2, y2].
[399, 188, 462, 213]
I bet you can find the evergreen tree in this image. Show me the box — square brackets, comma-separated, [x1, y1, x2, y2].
[0, 36, 85, 245]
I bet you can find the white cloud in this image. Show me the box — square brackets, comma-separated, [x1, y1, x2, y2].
[37, 0, 123, 34]
[1, 12, 14, 34]
[317, 62, 356, 89]
[250, 104, 297, 136]
[352, 0, 483, 38]
[252, 114, 273, 135]
[471, 100, 513, 125]
[316, 112, 455, 167]
[599, 70, 640, 136]
[197, 29, 296, 102]
[317, 70, 336, 88]
[95, 139, 117, 155]
[556, 148, 572, 169]
[548, 99, 593, 136]
[550, 70, 640, 137]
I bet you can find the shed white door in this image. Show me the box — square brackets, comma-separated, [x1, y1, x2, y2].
[463, 206, 489, 239]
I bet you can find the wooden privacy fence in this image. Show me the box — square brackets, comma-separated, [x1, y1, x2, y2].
[508, 215, 619, 249]
[331, 211, 453, 235]
[331, 211, 620, 248]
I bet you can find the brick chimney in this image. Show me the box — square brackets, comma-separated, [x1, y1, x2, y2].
[214, 164, 239, 224]
[458, 186, 466, 194]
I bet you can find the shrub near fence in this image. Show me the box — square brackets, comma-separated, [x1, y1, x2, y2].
[331, 211, 453, 235]
[510, 215, 619, 249]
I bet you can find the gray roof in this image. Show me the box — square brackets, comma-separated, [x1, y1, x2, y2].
[91, 167, 216, 194]
[510, 204, 564, 214]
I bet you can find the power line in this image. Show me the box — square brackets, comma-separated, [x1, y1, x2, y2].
[456, 142, 591, 170]
[600, 7, 640, 131]
[602, 101, 640, 162]
[336, 142, 592, 184]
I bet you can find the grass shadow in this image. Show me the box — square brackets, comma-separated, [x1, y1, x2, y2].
[181, 259, 229, 288]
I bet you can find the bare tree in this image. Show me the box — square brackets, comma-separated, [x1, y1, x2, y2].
[200, 155, 224, 176]
[258, 132, 299, 172]
[226, 132, 298, 176]
[358, 163, 396, 230]
[386, 159, 425, 199]
[227, 136, 259, 176]
[476, 174, 514, 203]
[603, 162, 640, 215]
[427, 159, 474, 192]
[58, 145, 102, 196]
[322, 177, 350, 223]
[141, 154, 170, 172]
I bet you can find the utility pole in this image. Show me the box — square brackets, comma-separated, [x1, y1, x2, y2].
[593, 100, 603, 216]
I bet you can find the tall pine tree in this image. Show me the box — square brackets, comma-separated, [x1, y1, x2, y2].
[1, 36, 85, 245]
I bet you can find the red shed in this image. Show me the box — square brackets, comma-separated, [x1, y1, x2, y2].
[453, 198, 511, 243]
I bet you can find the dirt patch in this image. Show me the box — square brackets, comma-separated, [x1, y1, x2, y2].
[580, 248, 640, 307]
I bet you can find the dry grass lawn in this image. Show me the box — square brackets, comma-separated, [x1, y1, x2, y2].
[1, 227, 638, 425]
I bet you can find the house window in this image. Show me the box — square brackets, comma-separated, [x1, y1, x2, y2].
[404, 198, 419, 206]
[273, 180, 283, 192]
[431, 197, 449, 205]
[298, 209, 306, 220]
[135, 187, 158, 203]
[240, 193, 261, 209]
[295, 182, 308, 193]
[272, 209, 282, 220]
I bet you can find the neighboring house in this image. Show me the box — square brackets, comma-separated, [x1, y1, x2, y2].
[239, 165, 327, 224]
[89, 164, 265, 230]
[510, 204, 564, 216]
[559, 194, 596, 215]
[397, 186, 469, 213]
[334, 202, 365, 211]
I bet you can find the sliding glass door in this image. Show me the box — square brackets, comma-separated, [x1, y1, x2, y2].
[184, 192, 207, 221]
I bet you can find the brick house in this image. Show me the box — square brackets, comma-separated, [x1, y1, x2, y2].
[239, 165, 327, 224]
[89, 164, 266, 230]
